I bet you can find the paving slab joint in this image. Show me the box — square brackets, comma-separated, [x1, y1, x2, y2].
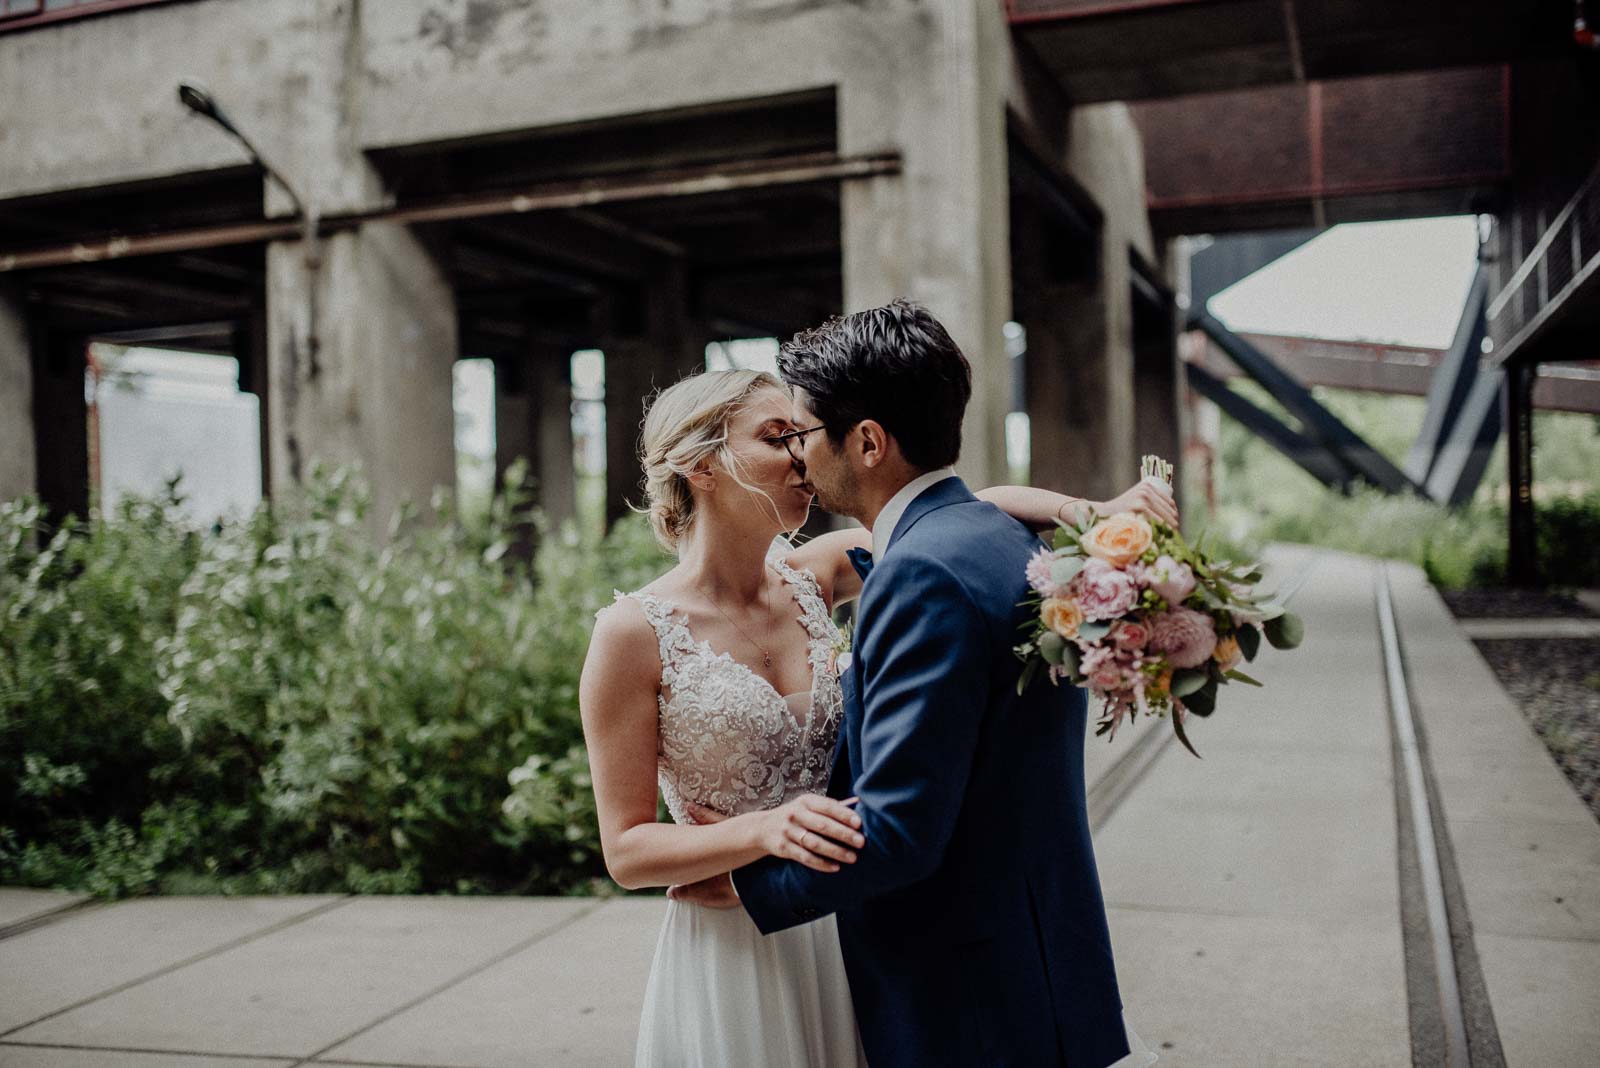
[1379, 562, 1508, 1068]
[0, 895, 103, 942]
[287, 898, 610, 1068]
[0, 893, 359, 1040]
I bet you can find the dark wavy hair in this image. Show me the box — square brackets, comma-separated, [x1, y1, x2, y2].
[776, 299, 972, 470]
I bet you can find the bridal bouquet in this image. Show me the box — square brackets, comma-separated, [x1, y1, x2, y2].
[1014, 456, 1304, 756]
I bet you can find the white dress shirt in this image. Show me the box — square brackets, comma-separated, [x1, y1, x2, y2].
[869, 467, 958, 561]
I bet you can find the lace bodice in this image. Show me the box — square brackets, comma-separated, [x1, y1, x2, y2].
[604, 537, 846, 825]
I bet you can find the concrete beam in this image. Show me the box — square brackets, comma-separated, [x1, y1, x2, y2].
[0, 282, 34, 504]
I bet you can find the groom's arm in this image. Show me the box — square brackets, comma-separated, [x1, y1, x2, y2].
[733, 551, 992, 935]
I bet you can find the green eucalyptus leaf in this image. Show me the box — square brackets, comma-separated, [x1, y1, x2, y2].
[1017, 657, 1042, 696]
[1039, 631, 1066, 666]
[1184, 681, 1218, 717]
[1050, 556, 1086, 585]
[1170, 668, 1209, 698]
[1236, 623, 1261, 662]
[1264, 611, 1305, 650]
[1076, 620, 1112, 643]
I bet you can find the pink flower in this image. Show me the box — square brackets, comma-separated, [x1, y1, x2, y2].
[1148, 607, 1218, 669]
[1070, 558, 1139, 622]
[1111, 620, 1152, 650]
[1026, 547, 1064, 598]
[1147, 555, 1196, 607]
[1079, 644, 1130, 691]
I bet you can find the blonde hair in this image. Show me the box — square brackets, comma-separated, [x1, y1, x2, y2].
[635, 368, 788, 552]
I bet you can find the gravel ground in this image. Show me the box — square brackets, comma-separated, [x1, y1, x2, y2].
[1442, 587, 1600, 823]
[1440, 587, 1597, 619]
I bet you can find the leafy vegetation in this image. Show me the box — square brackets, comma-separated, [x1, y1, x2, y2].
[0, 464, 671, 899]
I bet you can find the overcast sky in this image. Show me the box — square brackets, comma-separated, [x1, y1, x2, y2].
[1209, 215, 1483, 348]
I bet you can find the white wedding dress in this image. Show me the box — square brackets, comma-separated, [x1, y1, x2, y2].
[614, 537, 869, 1067]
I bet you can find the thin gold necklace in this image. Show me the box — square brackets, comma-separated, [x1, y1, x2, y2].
[708, 578, 775, 669]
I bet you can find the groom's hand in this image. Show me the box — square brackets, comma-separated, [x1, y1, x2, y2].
[667, 871, 741, 908]
[1097, 479, 1179, 529]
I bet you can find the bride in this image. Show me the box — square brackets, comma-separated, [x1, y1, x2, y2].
[579, 367, 1174, 1066]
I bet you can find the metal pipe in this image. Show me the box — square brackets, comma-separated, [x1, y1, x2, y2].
[0, 151, 901, 275]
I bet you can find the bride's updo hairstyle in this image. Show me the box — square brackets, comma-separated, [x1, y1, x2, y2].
[637, 368, 788, 552]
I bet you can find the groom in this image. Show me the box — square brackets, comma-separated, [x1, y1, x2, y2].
[687, 300, 1139, 1065]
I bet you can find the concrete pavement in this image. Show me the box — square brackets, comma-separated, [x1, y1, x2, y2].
[4, 545, 1596, 1066]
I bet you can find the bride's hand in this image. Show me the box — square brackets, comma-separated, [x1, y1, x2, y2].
[1095, 479, 1179, 529]
[686, 796, 865, 873]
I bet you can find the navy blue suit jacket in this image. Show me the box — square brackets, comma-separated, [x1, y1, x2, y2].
[732, 477, 1129, 1066]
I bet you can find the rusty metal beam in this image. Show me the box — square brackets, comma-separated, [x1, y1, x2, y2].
[0, 151, 901, 275]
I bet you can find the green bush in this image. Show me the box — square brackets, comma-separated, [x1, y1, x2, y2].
[0, 464, 671, 898]
[1200, 381, 1600, 589]
[1197, 477, 1600, 590]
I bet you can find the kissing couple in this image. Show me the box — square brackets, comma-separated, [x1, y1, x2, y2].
[581, 300, 1169, 1066]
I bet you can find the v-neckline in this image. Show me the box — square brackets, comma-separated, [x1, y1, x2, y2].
[648, 560, 820, 732]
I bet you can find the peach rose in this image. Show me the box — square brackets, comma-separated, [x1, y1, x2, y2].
[1040, 597, 1085, 640]
[1080, 513, 1154, 568]
[1147, 665, 1174, 698]
[1213, 634, 1243, 672]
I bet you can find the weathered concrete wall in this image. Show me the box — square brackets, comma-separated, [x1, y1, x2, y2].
[0, 0, 378, 212]
[0, 283, 34, 503]
[360, 0, 905, 150]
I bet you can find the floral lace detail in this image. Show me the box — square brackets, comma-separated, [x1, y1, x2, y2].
[608, 536, 845, 825]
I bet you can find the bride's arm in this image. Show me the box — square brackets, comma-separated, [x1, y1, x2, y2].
[975, 485, 1097, 531]
[579, 600, 864, 890]
[785, 484, 1132, 608]
[977, 481, 1180, 533]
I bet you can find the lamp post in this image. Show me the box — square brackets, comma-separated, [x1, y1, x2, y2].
[177, 81, 320, 484]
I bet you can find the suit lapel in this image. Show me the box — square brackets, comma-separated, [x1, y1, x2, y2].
[827, 477, 975, 797]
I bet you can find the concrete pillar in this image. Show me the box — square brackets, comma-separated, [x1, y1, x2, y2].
[602, 262, 708, 529]
[266, 222, 458, 541]
[1011, 103, 1147, 505]
[28, 323, 90, 526]
[837, 0, 1012, 488]
[603, 339, 661, 530]
[495, 346, 577, 538]
[0, 282, 34, 504]
[232, 288, 271, 504]
[1132, 300, 1182, 491]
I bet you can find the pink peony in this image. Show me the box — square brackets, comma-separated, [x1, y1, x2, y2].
[1111, 620, 1152, 650]
[1026, 547, 1064, 598]
[1148, 607, 1217, 669]
[1070, 558, 1139, 621]
[1146, 555, 1196, 607]
[1079, 644, 1133, 691]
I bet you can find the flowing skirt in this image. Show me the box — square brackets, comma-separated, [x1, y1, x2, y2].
[634, 898, 1157, 1067]
[635, 898, 869, 1067]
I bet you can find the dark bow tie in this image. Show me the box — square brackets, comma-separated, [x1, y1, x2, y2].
[846, 546, 874, 581]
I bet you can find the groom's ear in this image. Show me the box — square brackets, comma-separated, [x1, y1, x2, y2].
[856, 419, 892, 469]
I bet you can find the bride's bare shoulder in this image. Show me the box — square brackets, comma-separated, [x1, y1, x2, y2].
[588, 593, 660, 666]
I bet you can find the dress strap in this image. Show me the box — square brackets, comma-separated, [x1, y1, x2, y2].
[765, 543, 837, 668]
[610, 589, 694, 690]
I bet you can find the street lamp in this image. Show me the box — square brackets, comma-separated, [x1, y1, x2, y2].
[177, 80, 321, 384]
